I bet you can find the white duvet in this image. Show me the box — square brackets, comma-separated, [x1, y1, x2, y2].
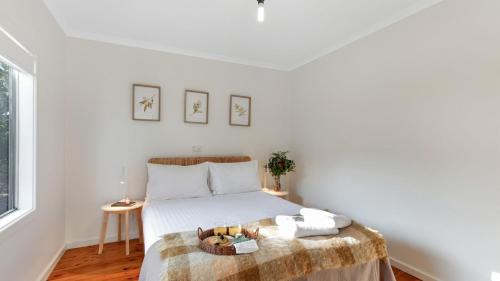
[140, 191, 302, 281]
[139, 191, 395, 281]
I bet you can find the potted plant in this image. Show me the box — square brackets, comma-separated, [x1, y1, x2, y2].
[266, 151, 296, 192]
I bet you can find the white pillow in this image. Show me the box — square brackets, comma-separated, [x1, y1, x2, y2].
[209, 160, 261, 195]
[146, 162, 211, 200]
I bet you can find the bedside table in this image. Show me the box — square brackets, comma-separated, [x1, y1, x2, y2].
[262, 188, 289, 199]
[98, 200, 144, 255]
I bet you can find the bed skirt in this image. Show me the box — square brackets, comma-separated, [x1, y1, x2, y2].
[140, 255, 395, 281]
[294, 258, 395, 281]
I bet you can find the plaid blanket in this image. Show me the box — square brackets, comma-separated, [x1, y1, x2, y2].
[156, 219, 388, 281]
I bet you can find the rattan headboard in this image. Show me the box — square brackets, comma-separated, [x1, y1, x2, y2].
[148, 156, 251, 166]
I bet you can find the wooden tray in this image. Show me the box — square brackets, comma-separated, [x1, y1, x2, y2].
[198, 227, 259, 255]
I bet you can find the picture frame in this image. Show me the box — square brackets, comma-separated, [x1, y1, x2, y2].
[184, 90, 209, 124]
[132, 84, 161, 121]
[229, 95, 251, 127]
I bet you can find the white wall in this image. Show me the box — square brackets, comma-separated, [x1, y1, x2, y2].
[64, 38, 291, 246]
[289, 1, 500, 281]
[0, 0, 66, 281]
[2, 1, 498, 280]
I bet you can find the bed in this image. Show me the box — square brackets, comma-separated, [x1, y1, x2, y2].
[139, 156, 396, 281]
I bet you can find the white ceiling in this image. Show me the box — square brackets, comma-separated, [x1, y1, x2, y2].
[44, 0, 440, 71]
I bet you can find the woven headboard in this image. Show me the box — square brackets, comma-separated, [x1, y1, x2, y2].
[148, 156, 251, 166]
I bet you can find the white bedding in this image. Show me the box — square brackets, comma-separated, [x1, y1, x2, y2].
[139, 191, 395, 281]
[142, 190, 302, 253]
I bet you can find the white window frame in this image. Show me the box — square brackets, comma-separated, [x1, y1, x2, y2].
[0, 29, 37, 235]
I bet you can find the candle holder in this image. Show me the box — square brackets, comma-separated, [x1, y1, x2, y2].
[119, 166, 129, 203]
[111, 167, 135, 207]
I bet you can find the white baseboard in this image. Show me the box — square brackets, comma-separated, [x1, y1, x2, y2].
[37, 244, 66, 281]
[66, 232, 139, 249]
[390, 257, 442, 281]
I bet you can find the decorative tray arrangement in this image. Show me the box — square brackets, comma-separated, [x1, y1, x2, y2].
[198, 226, 259, 255]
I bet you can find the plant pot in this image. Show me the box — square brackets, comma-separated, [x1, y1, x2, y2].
[273, 176, 281, 192]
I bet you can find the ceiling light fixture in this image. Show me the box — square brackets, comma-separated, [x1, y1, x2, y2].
[257, 0, 265, 22]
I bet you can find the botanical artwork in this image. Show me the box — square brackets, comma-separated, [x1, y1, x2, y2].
[133, 84, 160, 121]
[230, 95, 251, 126]
[139, 96, 155, 112]
[192, 100, 203, 114]
[233, 103, 247, 117]
[185, 90, 209, 124]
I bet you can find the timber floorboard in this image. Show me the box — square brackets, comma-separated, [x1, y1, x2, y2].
[48, 240, 421, 281]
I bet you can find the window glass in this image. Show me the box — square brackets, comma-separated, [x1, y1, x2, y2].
[0, 61, 14, 217]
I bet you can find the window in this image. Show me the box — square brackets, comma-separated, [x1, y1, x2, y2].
[0, 60, 16, 218]
[0, 27, 36, 231]
[0, 56, 35, 227]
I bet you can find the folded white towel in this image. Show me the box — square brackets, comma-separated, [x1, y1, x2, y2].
[275, 215, 339, 238]
[299, 208, 352, 229]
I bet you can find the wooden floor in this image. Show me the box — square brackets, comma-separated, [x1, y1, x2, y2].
[48, 240, 144, 281]
[392, 267, 421, 281]
[49, 240, 421, 281]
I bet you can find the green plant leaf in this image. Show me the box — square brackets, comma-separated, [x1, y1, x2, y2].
[267, 151, 295, 178]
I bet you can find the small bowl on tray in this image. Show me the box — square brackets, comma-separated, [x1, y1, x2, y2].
[197, 226, 259, 255]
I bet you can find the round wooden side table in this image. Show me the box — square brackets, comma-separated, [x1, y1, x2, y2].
[98, 200, 144, 255]
[262, 188, 289, 199]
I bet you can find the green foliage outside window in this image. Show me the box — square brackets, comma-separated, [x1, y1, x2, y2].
[0, 62, 10, 214]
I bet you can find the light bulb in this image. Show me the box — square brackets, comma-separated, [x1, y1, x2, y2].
[257, 3, 265, 22]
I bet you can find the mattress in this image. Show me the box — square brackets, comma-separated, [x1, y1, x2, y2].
[142, 191, 302, 253]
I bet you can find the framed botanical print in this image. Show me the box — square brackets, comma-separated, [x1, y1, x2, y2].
[184, 90, 209, 124]
[132, 84, 161, 121]
[229, 95, 251, 126]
